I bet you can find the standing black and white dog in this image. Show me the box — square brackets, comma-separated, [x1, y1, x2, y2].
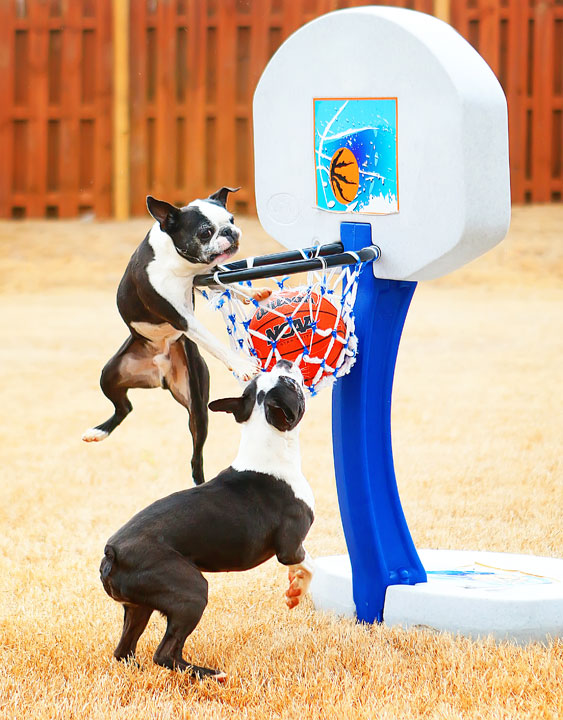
[83, 187, 267, 485]
[100, 360, 314, 681]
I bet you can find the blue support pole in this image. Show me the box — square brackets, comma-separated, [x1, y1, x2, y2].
[332, 222, 427, 623]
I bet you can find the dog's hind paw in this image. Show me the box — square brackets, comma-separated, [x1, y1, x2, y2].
[202, 669, 227, 683]
[155, 656, 227, 682]
[115, 654, 142, 670]
[82, 427, 109, 442]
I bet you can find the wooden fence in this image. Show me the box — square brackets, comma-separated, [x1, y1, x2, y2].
[452, 0, 563, 203]
[0, 0, 113, 218]
[0, 0, 561, 218]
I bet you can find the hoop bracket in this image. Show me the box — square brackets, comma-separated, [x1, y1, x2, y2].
[193, 242, 380, 288]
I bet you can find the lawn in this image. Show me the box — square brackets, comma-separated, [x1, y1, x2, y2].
[0, 205, 561, 719]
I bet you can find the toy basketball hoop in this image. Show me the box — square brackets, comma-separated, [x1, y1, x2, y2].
[195, 7, 563, 643]
[196, 242, 378, 394]
[250, 7, 563, 641]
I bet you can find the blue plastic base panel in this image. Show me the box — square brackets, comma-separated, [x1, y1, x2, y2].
[332, 222, 427, 623]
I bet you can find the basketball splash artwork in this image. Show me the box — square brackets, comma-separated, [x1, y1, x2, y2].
[314, 98, 398, 214]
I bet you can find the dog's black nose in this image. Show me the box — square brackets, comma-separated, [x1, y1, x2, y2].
[218, 226, 239, 240]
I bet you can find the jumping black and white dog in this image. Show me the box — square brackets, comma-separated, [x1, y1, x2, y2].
[100, 360, 314, 681]
[83, 187, 268, 485]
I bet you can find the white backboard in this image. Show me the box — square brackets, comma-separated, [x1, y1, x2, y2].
[254, 7, 511, 281]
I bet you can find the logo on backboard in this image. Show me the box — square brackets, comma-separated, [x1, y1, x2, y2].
[314, 98, 398, 214]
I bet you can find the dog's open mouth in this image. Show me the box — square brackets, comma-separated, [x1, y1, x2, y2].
[209, 244, 238, 266]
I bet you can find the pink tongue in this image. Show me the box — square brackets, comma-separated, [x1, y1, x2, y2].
[217, 237, 231, 253]
[214, 251, 231, 265]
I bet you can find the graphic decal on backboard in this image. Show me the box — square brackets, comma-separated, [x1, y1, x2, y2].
[314, 98, 398, 214]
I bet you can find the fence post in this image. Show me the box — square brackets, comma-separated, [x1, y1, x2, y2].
[113, 0, 130, 218]
[433, 0, 451, 24]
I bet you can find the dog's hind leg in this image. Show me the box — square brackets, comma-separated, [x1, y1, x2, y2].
[148, 552, 225, 680]
[82, 335, 160, 442]
[114, 604, 153, 663]
[184, 338, 210, 486]
[165, 338, 210, 485]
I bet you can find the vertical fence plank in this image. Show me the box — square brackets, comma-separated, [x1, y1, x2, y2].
[553, 6, 563, 200]
[173, 1, 188, 202]
[28, 0, 49, 216]
[113, 0, 129, 218]
[129, 0, 148, 214]
[505, 0, 527, 202]
[532, 0, 555, 201]
[90, 0, 113, 217]
[479, 0, 501, 76]
[186, 0, 207, 203]
[205, 4, 218, 192]
[0, 2, 14, 217]
[245, 0, 270, 211]
[217, 0, 237, 194]
[433, 0, 451, 23]
[154, 0, 176, 200]
[59, 0, 81, 217]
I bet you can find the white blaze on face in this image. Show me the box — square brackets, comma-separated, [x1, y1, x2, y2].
[256, 361, 305, 395]
[188, 199, 232, 225]
[188, 199, 242, 257]
[231, 364, 313, 512]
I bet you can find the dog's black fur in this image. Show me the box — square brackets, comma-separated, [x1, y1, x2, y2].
[83, 188, 254, 485]
[100, 362, 313, 680]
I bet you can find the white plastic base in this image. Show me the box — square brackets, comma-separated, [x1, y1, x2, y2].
[310, 549, 563, 644]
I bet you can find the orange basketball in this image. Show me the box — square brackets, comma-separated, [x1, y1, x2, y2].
[248, 290, 346, 384]
[329, 146, 359, 205]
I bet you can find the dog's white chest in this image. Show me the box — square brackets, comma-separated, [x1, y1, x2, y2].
[231, 411, 314, 512]
[146, 223, 199, 317]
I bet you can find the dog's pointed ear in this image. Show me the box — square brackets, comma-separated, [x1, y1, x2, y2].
[146, 196, 180, 231]
[208, 380, 256, 423]
[208, 397, 243, 415]
[208, 186, 240, 208]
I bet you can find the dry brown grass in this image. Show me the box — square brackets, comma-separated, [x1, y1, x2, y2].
[1, 206, 562, 719]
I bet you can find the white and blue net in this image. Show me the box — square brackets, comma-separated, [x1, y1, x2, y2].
[200, 250, 366, 395]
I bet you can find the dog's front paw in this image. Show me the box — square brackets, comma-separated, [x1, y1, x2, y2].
[285, 565, 313, 609]
[228, 354, 260, 382]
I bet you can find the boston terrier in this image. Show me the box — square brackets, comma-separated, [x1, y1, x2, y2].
[100, 360, 314, 681]
[83, 187, 269, 485]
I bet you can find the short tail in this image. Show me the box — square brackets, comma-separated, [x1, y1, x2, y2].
[100, 545, 116, 580]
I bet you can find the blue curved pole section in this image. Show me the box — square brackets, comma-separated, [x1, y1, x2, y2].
[332, 222, 427, 623]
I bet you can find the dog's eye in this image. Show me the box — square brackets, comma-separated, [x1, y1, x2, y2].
[229, 216, 234, 224]
[199, 228, 213, 241]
